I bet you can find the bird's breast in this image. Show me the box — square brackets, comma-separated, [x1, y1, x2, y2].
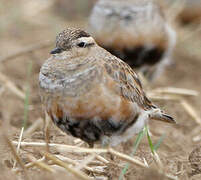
[39, 63, 102, 97]
[45, 79, 138, 123]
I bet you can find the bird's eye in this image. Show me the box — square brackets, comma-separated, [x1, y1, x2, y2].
[77, 42, 86, 48]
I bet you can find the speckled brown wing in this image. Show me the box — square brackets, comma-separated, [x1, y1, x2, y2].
[102, 55, 155, 110]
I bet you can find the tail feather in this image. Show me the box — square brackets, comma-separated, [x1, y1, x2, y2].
[149, 110, 176, 124]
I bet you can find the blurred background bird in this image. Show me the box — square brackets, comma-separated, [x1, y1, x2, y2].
[88, 0, 176, 81]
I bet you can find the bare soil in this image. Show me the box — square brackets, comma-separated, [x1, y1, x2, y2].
[0, 1, 200, 179]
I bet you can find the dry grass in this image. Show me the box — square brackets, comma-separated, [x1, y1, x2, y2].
[0, 0, 201, 179]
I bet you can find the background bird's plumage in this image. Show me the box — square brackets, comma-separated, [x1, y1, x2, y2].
[88, 0, 176, 80]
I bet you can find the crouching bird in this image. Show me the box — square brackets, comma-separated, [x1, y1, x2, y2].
[39, 28, 176, 148]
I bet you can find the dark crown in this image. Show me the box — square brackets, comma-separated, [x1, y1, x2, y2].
[56, 28, 91, 50]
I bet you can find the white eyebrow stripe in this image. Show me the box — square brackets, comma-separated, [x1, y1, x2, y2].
[78, 37, 95, 44]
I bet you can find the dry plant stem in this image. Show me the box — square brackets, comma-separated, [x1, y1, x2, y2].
[0, 71, 25, 99]
[44, 112, 51, 152]
[152, 151, 163, 171]
[12, 141, 103, 151]
[143, 158, 149, 167]
[34, 161, 55, 173]
[75, 154, 96, 170]
[95, 154, 109, 164]
[148, 94, 181, 101]
[12, 141, 177, 179]
[55, 154, 78, 165]
[4, 135, 30, 180]
[14, 157, 46, 173]
[0, 40, 53, 63]
[180, 100, 201, 126]
[24, 117, 43, 136]
[50, 164, 106, 174]
[55, 155, 106, 174]
[56, 154, 105, 166]
[13, 127, 24, 168]
[151, 87, 199, 96]
[44, 152, 92, 180]
[55, 155, 105, 174]
[27, 155, 55, 173]
[108, 148, 148, 168]
[12, 141, 146, 168]
[84, 166, 106, 174]
[16, 127, 24, 153]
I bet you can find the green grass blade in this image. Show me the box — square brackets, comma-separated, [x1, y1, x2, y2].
[145, 125, 155, 155]
[131, 129, 146, 156]
[119, 163, 129, 180]
[119, 126, 165, 180]
[154, 134, 166, 151]
[119, 128, 146, 180]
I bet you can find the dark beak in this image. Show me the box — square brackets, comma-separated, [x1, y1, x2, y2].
[50, 47, 62, 54]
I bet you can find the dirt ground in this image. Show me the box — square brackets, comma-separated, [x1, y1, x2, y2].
[0, 0, 200, 180]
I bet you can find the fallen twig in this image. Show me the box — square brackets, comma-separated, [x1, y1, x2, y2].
[14, 156, 46, 173]
[108, 148, 148, 168]
[13, 127, 24, 168]
[151, 87, 199, 96]
[180, 100, 201, 126]
[95, 154, 109, 164]
[0, 71, 25, 99]
[0, 40, 53, 63]
[24, 117, 43, 136]
[4, 135, 30, 180]
[12, 141, 147, 168]
[55, 154, 106, 174]
[27, 154, 55, 173]
[75, 154, 96, 171]
[44, 152, 92, 180]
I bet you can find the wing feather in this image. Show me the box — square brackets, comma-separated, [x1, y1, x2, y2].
[103, 56, 154, 110]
